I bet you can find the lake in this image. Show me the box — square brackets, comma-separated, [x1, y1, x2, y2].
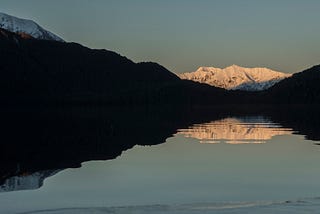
[0, 107, 320, 213]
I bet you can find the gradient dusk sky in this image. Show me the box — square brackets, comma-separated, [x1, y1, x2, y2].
[2, 0, 320, 74]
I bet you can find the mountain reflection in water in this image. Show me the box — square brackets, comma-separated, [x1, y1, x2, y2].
[0, 106, 320, 193]
[177, 116, 293, 144]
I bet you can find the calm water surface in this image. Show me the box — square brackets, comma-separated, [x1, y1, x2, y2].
[1, 114, 320, 213]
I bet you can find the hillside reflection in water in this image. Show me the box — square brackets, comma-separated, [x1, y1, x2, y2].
[0, 106, 320, 194]
[1, 106, 320, 213]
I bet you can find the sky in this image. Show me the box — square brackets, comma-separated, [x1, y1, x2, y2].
[1, 0, 320, 74]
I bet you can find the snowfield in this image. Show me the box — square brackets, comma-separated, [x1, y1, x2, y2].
[0, 12, 64, 42]
[178, 65, 292, 91]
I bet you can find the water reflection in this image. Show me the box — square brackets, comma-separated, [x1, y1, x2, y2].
[178, 116, 293, 144]
[0, 169, 61, 192]
[0, 106, 320, 194]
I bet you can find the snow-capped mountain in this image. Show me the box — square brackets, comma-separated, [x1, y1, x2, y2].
[0, 12, 64, 42]
[178, 65, 292, 91]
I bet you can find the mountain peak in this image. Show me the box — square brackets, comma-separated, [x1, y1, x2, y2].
[0, 12, 64, 42]
[228, 64, 242, 69]
[179, 65, 292, 91]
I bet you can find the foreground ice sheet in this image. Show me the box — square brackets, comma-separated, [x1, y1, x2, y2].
[18, 198, 320, 214]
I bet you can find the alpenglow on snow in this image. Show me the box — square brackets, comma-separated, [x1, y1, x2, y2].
[178, 65, 292, 91]
[0, 12, 64, 42]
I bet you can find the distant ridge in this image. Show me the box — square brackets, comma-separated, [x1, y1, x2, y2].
[1, 26, 320, 105]
[0, 12, 64, 42]
[178, 65, 292, 91]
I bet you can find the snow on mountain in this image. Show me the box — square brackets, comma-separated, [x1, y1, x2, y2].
[0, 12, 64, 42]
[178, 65, 292, 91]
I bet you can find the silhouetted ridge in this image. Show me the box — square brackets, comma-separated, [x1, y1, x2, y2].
[2, 28, 320, 105]
[0, 29, 185, 105]
[265, 65, 320, 104]
[136, 62, 180, 81]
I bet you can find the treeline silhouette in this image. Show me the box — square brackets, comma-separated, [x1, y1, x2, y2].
[1, 28, 320, 106]
[263, 65, 320, 104]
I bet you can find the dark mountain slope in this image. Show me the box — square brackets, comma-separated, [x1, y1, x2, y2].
[264, 65, 320, 104]
[2, 28, 320, 106]
[0, 28, 186, 105]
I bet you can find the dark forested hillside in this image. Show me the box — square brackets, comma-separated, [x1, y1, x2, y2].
[0, 28, 238, 106]
[1, 28, 320, 106]
[0, 28, 184, 105]
[264, 65, 320, 104]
